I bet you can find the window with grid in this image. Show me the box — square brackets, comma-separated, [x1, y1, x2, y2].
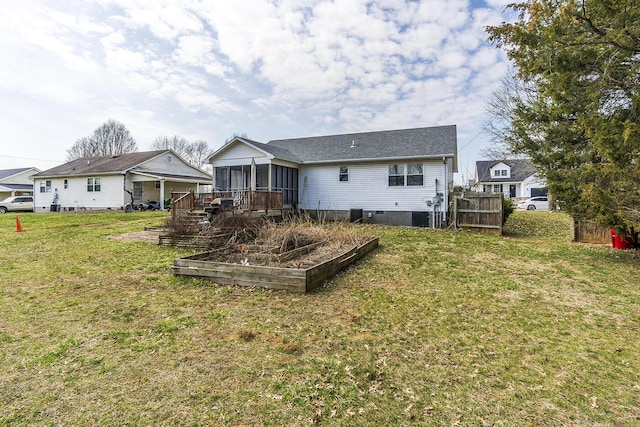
[40, 180, 51, 193]
[339, 166, 349, 182]
[407, 163, 424, 186]
[87, 177, 101, 192]
[388, 164, 404, 186]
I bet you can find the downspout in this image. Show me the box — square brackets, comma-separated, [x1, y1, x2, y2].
[443, 157, 448, 224]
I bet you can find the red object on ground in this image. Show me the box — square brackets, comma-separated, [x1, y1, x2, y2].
[610, 227, 615, 247]
[610, 227, 630, 249]
[16, 216, 24, 232]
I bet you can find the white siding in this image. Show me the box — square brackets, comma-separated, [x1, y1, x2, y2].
[34, 175, 126, 211]
[299, 160, 448, 212]
[0, 169, 38, 185]
[522, 174, 546, 197]
[136, 153, 210, 178]
[212, 143, 270, 167]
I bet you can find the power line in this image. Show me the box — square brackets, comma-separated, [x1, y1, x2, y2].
[0, 154, 64, 163]
[457, 127, 487, 152]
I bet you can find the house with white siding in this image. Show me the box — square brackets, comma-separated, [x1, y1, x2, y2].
[30, 150, 211, 212]
[0, 167, 40, 200]
[474, 159, 546, 199]
[206, 125, 457, 227]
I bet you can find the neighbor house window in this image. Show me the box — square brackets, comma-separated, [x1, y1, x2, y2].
[388, 165, 404, 186]
[87, 177, 101, 192]
[494, 184, 502, 192]
[63, 179, 68, 189]
[407, 163, 424, 186]
[339, 166, 349, 182]
[155, 181, 161, 189]
[501, 170, 507, 176]
[40, 180, 51, 193]
[494, 170, 500, 176]
[483, 185, 491, 192]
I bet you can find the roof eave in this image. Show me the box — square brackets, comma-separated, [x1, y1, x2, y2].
[300, 153, 456, 165]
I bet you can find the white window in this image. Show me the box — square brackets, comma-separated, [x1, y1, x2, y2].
[407, 163, 424, 186]
[339, 166, 349, 182]
[493, 184, 502, 192]
[388, 165, 404, 186]
[87, 177, 101, 192]
[501, 170, 507, 176]
[494, 170, 500, 177]
[40, 180, 51, 193]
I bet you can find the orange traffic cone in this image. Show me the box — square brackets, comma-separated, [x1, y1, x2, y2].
[16, 216, 24, 232]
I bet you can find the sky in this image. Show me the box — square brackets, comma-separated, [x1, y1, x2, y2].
[0, 0, 513, 183]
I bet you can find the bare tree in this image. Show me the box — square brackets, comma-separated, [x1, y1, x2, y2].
[152, 135, 212, 170]
[185, 139, 212, 170]
[482, 70, 536, 160]
[224, 133, 251, 143]
[151, 135, 191, 154]
[67, 119, 138, 160]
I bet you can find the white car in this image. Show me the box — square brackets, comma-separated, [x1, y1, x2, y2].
[517, 196, 549, 210]
[0, 196, 34, 214]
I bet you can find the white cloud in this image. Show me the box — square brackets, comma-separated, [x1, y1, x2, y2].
[0, 0, 512, 179]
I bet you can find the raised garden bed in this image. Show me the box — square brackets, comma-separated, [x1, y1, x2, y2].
[172, 237, 378, 293]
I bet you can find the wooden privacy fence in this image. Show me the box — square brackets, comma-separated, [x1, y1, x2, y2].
[453, 193, 504, 234]
[570, 218, 611, 244]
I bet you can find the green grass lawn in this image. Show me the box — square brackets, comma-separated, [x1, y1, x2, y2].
[1, 211, 639, 426]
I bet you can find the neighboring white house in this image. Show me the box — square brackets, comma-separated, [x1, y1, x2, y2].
[474, 159, 547, 199]
[207, 125, 458, 227]
[0, 167, 40, 200]
[30, 150, 212, 212]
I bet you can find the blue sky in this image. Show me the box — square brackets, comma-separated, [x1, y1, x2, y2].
[0, 0, 511, 182]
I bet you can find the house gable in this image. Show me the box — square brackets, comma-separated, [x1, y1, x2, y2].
[476, 159, 537, 183]
[0, 167, 40, 184]
[489, 162, 511, 179]
[208, 138, 277, 167]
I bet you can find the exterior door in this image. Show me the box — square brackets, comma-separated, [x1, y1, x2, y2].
[509, 185, 516, 198]
[133, 182, 143, 204]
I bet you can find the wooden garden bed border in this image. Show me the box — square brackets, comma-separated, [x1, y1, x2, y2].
[172, 237, 379, 293]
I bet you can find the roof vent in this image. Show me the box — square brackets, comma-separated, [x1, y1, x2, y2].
[350, 139, 356, 148]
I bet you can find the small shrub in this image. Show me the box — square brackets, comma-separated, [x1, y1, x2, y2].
[503, 198, 516, 224]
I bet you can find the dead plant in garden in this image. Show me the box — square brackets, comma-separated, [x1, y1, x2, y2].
[256, 217, 367, 252]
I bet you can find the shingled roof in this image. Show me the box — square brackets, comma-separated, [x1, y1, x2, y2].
[267, 125, 457, 167]
[475, 159, 537, 183]
[32, 151, 173, 178]
[0, 168, 37, 180]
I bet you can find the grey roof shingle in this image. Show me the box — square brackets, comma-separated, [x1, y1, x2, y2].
[266, 125, 457, 164]
[0, 168, 36, 180]
[32, 151, 171, 178]
[476, 159, 537, 183]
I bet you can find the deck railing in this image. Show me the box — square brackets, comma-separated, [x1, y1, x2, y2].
[171, 191, 195, 220]
[170, 190, 284, 219]
[214, 190, 283, 211]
